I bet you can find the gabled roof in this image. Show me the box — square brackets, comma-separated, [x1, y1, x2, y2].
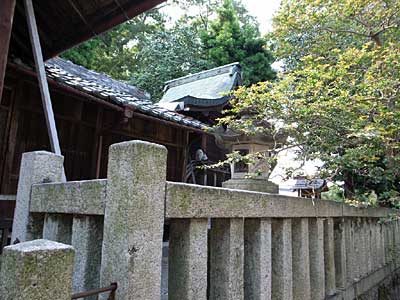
[292, 178, 327, 191]
[10, 0, 165, 62]
[42, 57, 208, 130]
[159, 62, 242, 111]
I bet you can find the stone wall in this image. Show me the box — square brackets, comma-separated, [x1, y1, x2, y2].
[1, 140, 400, 300]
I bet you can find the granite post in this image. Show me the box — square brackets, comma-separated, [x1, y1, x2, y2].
[334, 219, 347, 289]
[71, 215, 103, 297]
[272, 219, 292, 300]
[292, 218, 311, 300]
[309, 218, 325, 299]
[42, 213, 72, 244]
[11, 151, 64, 243]
[0, 239, 74, 300]
[369, 220, 377, 272]
[380, 223, 387, 266]
[345, 219, 356, 284]
[168, 218, 208, 300]
[324, 218, 336, 296]
[352, 219, 362, 280]
[244, 218, 272, 300]
[209, 218, 244, 300]
[100, 141, 167, 300]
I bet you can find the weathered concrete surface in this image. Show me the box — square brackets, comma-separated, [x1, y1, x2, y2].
[292, 218, 311, 300]
[0, 239, 74, 300]
[11, 151, 64, 243]
[209, 218, 244, 300]
[42, 213, 72, 244]
[100, 140, 167, 300]
[334, 219, 347, 289]
[222, 178, 278, 194]
[71, 215, 103, 298]
[271, 219, 292, 300]
[166, 182, 394, 219]
[330, 265, 400, 300]
[244, 218, 272, 300]
[31, 179, 107, 215]
[358, 270, 400, 300]
[309, 218, 325, 299]
[324, 218, 336, 296]
[168, 219, 208, 300]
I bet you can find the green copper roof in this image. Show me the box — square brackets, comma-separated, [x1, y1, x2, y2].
[159, 63, 242, 111]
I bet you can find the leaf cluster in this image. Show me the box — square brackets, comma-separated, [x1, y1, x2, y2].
[222, 0, 400, 204]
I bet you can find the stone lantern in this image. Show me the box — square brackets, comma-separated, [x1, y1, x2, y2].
[214, 124, 286, 193]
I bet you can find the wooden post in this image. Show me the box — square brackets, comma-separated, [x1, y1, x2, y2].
[181, 131, 189, 182]
[0, 0, 16, 101]
[24, 0, 64, 166]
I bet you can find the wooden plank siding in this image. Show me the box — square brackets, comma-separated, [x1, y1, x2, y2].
[0, 0, 16, 100]
[0, 67, 197, 196]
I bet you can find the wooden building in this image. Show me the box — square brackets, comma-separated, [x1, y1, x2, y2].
[0, 0, 229, 251]
[2, 57, 213, 191]
[0, 56, 227, 238]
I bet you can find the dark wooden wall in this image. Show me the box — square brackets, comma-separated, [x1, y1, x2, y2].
[0, 66, 195, 197]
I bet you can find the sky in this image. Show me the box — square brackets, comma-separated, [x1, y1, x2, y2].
[161, 0, 282, 34]
[241, 0, 282, 33]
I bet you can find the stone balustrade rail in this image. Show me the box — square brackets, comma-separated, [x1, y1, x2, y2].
[1, 140, 399, 300]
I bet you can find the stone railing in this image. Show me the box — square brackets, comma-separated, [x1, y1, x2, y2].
[166, 183, 400, 300]
[0, 140, 399, 300]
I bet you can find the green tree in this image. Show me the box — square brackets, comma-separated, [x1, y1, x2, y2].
[130, 22, 211, 100]
[61, 0, 272, 99]
[61, 9, 165, 81]
[273, 0, 400, 69]
[201, 0, 276, 85]
[219, 0, 400, 206]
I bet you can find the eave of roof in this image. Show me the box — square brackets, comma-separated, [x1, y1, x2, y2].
[159, 63, 241, 109]
[11, 57, 209, 131]
[9, 0, 166, 62]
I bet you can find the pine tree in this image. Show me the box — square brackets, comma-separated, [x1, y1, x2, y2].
[201, 0, 276, 85]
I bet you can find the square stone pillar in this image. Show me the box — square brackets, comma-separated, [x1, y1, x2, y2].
[292, 218, 311, 300]
[209, 218, 244, 300]
[334, 218, 347, 289]
[11, 151, 64, 243]
[100, 141, 167, 300]
[244, 218, 272, 300]
[324, 218, 336, 296]
[71, 215, 103, 297]
[272, 219, 293, 300]
[309, 218, 325, 299]
[168, 218, 208, 300]
[0, 239, 74, 300]
[42, 213, 72, 244]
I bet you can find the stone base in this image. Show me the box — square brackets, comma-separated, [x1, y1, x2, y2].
[222, 178, 278, 194]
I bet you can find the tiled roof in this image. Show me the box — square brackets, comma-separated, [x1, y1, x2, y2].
[44, 58, 208, 130]
[159, 62, 241, 111]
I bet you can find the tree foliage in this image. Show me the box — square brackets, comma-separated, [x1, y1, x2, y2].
[220, 0, 400, 206]
[273, 0, 400, 69]
[61, 0, 275, 100]
[201, 0, 276, 85]
[130, 22, 211, 99]
[62, 9, 165, 81]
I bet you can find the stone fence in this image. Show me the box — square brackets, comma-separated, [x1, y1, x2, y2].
[0, 140, 399, 300]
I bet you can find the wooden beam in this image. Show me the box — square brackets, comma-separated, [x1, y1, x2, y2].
[0, 80, 21, 194]
[47, 0, 166, 59]
[92, 107, 104, 178]
[0, 0, 16, 102]
[24, 0, 65, 181]
[23, 1, 61, 155]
